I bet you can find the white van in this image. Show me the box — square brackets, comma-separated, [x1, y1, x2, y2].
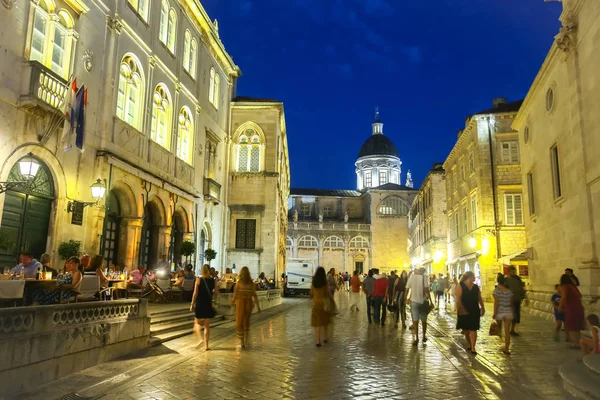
[285, 259, 315, 296]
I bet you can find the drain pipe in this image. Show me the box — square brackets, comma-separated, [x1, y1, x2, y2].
[486, 116, 501, 260]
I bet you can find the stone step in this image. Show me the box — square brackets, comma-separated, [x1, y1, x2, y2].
[583, 354, 600, 376]
[559, 360, 600, 400]
[150, 315, 224, 336]
[149, 317, 228, 346]
[149, 306, 190, 318]
[150, 311, 194, 326]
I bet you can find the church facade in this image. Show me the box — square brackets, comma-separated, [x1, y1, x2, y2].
[287, 115, 417, 274]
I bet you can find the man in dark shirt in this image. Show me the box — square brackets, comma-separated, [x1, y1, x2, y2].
[362, 269, 376, 324]
[505, 266, 525, 336]
[565, 268, 580, 286]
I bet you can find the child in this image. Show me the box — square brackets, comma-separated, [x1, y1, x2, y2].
[580, 314, 600, 355]
[551, 284, 564, 342]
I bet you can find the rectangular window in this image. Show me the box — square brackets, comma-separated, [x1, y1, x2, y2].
[448, 214, 453, 238]
[551, 145, 562, 199]
[504, 194, 523, 226]
[501, 141, 520, 164]
[379, 171, 387, 186]
[323, 206, 332, 217]
[527, 172, 535, 215]
[460, 164, 465, 182]
[470, 195, 477, 229]
[468, 151, 475, 174]
[235, 219, 256, 249]
[462, 205, 468, 233]
[365, 171, 372, 188]
[455, 211, 460, 237]
[301, 204, 311, 217]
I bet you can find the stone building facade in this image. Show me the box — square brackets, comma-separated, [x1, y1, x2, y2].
[513, 0, 600, 296]
[287, 116, 417, 274]
[444, 99, 528, 296]
[226, 98, 290, 280]
[408, 163, 447, 274]
[0, 0, 288, 275]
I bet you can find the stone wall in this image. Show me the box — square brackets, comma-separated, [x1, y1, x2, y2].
[0, 300, 150, 395]
[216, 289, 282, 317]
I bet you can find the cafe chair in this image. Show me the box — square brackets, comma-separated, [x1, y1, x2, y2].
[76, 276, 111, 302]
[156, 278, 172, 300]
[170, 284, 183, 301]
[182, 279, 195, 301]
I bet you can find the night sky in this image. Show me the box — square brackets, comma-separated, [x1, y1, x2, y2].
[203, 0, 562, 190]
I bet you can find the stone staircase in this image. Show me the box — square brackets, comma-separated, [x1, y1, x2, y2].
[522, 291, 555, 321]
[148, 304, 226, 346]
[560, 354, 600, 399]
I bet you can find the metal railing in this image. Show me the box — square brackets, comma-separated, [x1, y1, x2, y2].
[290, 222, 371, 231]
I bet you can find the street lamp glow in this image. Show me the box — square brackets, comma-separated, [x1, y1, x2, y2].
[469, 236, 477, 248]
[18, 153, 40, 180]
[434, 250, 443, 263]
[90, 179, 106, 201]
[482, 237, 490, 255]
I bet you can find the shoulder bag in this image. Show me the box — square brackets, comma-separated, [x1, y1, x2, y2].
[418, 275, 434, 315]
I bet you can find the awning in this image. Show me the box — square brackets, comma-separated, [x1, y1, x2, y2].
[499, 249, 529, 265]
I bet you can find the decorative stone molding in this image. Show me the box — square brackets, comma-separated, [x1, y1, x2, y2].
[2, 0, 14, 9]
[175, 82, 182, 93]
[149, 56, 157, 67]
[0, 312, 34, 334]
[555, 19, 577, 55]
[83, 49, 93, 72]
[106, 15, 123, 33]
[52, 302, 139, 327]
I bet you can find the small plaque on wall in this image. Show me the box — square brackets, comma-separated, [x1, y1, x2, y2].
[71, 201, 84, 226]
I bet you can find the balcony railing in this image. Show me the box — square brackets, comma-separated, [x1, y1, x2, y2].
[204, 178, 221, 203]
[20, 61, 68, 111]
[290, 222, 371, 231]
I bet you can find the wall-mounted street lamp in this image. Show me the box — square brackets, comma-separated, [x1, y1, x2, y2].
[0, 153, 40, 194]
[67, 179, 107, 212]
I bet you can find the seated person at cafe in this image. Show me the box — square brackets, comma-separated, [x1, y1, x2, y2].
[89, 255, 109, 288]
[40, 253, 58, 278]
[34, 257, 82, 304]
[10, 252, 43, 278]
[184, 265, 196, 280]
[128, 266, 145, 289]
[81, 254, 94, 274]
[173, 270, 185, 287]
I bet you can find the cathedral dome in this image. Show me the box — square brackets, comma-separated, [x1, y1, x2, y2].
[357, 135, 399, 159]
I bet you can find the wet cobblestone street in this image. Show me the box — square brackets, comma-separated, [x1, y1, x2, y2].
[29, 294, 580, 400]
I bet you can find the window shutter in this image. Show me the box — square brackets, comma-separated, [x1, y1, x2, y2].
[511, 143, 519, 164]
[501, 143, 510, 163]
[514, 194, 523, 225]
[505, 195, 514, 225]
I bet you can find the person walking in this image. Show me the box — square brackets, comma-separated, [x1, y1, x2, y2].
[445, 273, 452, 303]
[551, 284, 565, 342]
[362, 269, 376, 324]
[349, 271, 361, 311]
[405, 268, 431, 345]
[311, 267, 334, 346]
[558, 273, 585, 347]
[456, 271, 485, 355]
[327, 268, 337, 297]
[504, 266, 525, 336]
[190, 264, 219, 351]
[372, 271, 389, 326]
[493, 273, 514, 354]
[565, 268, 580, 286]
[232, 266, 260, 348]
[343, 272, 350, 292]
[436, 274, 447, 310]
[393, 270, 408, 329]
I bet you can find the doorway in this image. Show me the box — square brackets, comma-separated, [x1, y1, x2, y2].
[139, 203, 159, 269]
[0, 157, 54, 270]
[101, 191, 121, 269]
[354, 261, 364, 274]
[170, 212, 184, 268]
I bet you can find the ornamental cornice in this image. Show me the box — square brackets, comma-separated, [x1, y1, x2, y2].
[106, 15, 122, 34]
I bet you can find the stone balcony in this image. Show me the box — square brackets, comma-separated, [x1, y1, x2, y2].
[19, 61, 68, 113]
[204, 178, 221, 203]
[289, 221, 371, 232]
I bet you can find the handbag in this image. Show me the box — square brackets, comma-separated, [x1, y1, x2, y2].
[489, 321, 499, 336]
[202, 278, 217, 316]
[418, 275, 434, 315]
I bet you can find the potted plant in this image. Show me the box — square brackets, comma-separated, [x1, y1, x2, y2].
[58, 240, 81, 260]
[180, 241, 196, 265]
[204, 248, 217, 265]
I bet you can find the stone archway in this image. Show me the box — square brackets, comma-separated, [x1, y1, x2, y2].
[0, 155, 55, 269]
[170, 211, 185, 267]
[140, 200, 163, 269]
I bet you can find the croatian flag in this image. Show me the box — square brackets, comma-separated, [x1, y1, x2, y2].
[61, 78, 77, 144]
[74, 85, 87, 151]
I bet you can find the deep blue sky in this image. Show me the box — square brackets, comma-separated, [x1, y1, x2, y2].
[203, 0, 562, 190]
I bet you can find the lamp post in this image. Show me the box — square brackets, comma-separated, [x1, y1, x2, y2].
[0, 153, 41, 194]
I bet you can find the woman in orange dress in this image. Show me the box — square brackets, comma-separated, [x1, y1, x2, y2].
[232, 266, 260, 348]
[311, 266, 335, 347]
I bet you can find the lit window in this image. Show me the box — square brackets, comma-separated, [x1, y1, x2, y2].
[501, 141, 520, 164]
[298, 235, 318, 248]
[378, 196, 409, 216]
[159, 1, 177, 53]
[550, 144, 562, 199]
[236, 128, 263, 172]
[183, 31, 190, 70]
[379, 171, 387, 186]
[177, 107, 193, 164]
[364, 171, 372, 187]
[527, 172, 535, 215]
[116, 55, 144, 129]
[28, 3, 75, 80]
[455, 211, 460, 237]
[150, 84, 172, 149]
[204, 139, 217, 179]
[504, 193, 523, 226]
[471, 195, 477, 229]
[128, 0, 149, 21]
[190, 39, 197, 77]
[209, 67, 220, 108]
[349, 236, 369, 249]
[323, 236, 344, 249]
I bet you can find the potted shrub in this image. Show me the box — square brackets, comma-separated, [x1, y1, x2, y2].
[180, 241, 196, 265]
[58, 240, 81, 260]
[204, 248, 217, 265]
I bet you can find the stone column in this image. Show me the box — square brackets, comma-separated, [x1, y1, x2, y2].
[158, 226, 173, 259]
[120, 218, 143, 271]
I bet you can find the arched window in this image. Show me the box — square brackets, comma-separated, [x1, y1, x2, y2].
[183, 31, 190, 70]
[349, 236, 369, 249]
[116, 55, 143, 129]
[128, 0, 149, 21]
[286, 237, 293, 249]
[298, 235, 318, 248]
[209, 67, 220, 109]
[190, 39, 197, 77]
[159, 2, 176, 53]
[323, 236, 344, 249]
[378, 196, 409, 216]
[150, 84, 172, 149]
[29, 2, 76, 80]
[177, 107, 193, 164]
[236, 128, 264, 172]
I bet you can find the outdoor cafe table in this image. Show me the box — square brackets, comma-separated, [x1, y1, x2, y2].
[0, 279, 57, 305]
